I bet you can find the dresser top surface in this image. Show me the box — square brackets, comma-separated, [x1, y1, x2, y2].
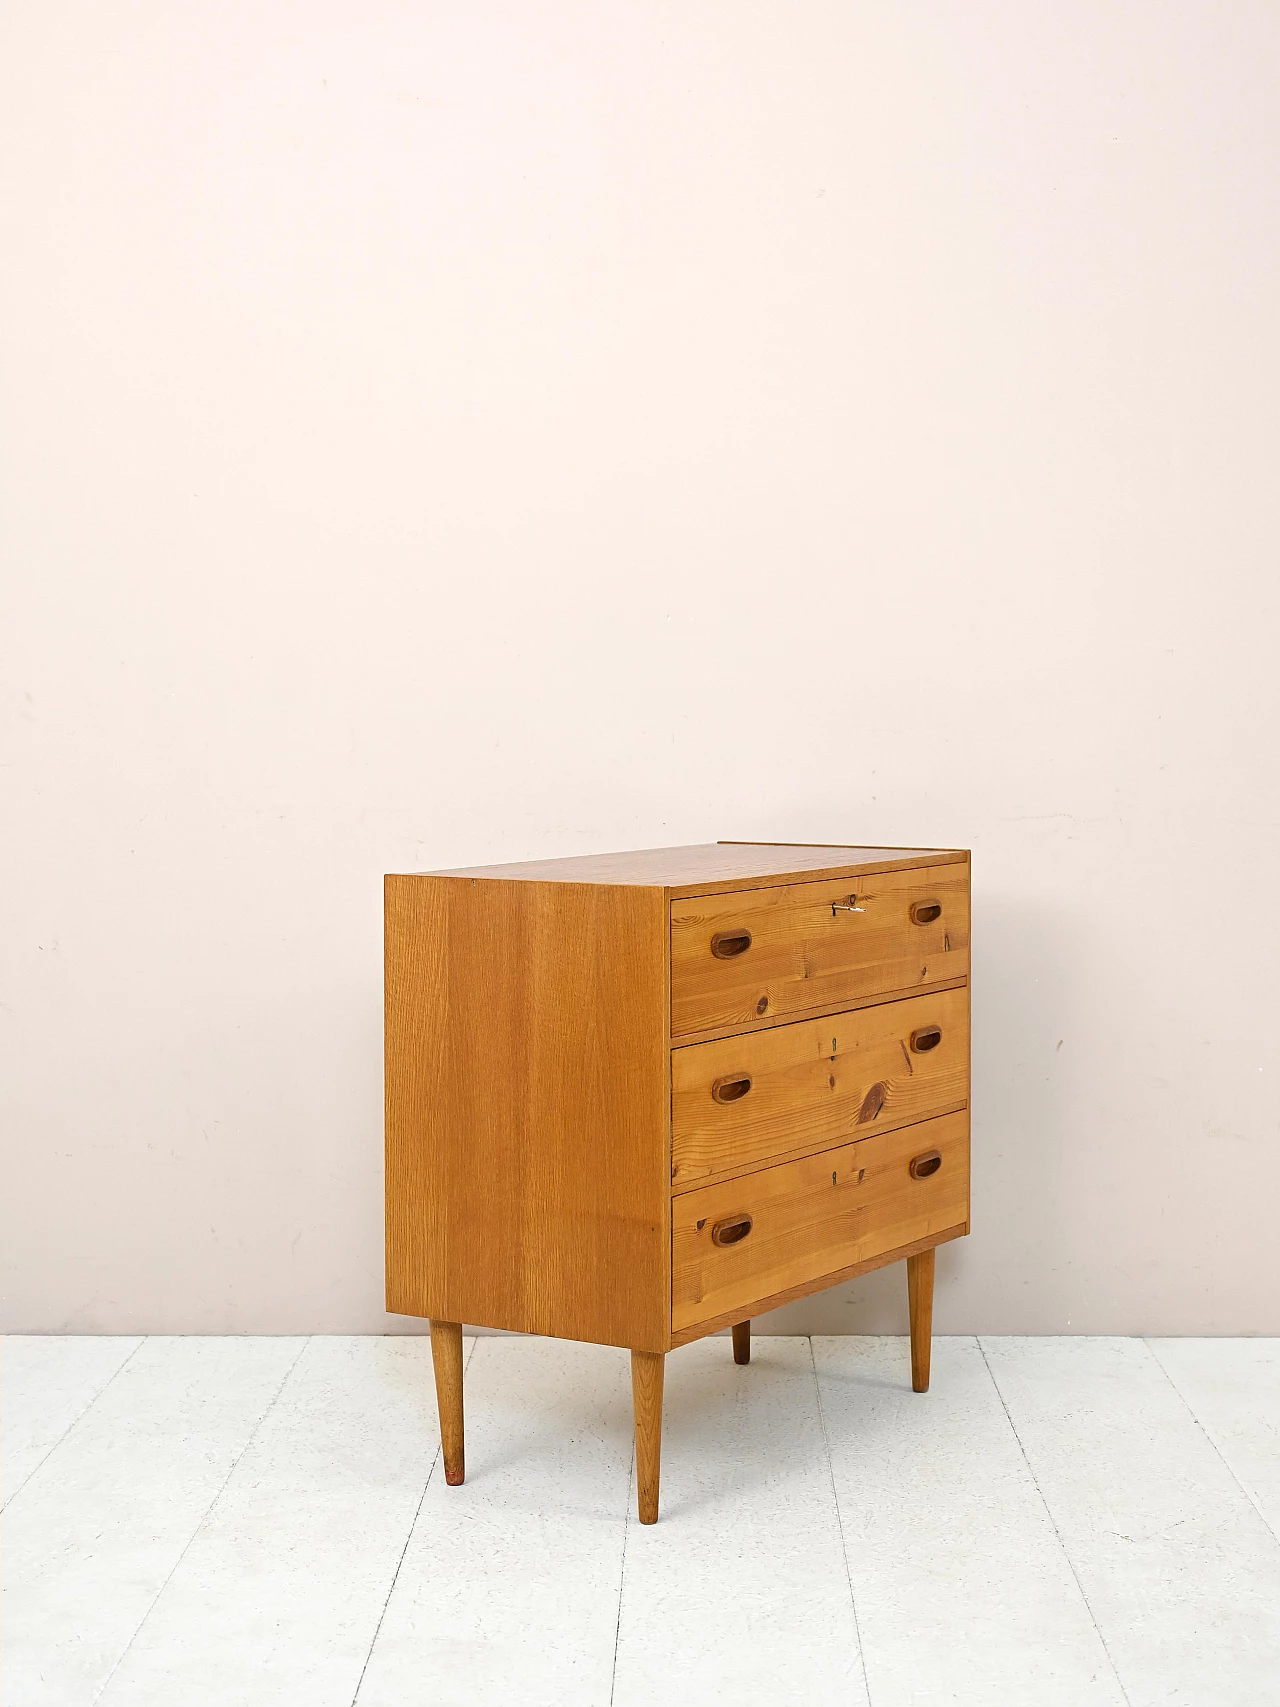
[404, 841, 967, 897]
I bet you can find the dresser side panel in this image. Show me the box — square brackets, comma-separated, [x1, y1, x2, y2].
[385, 875, 669, 1351]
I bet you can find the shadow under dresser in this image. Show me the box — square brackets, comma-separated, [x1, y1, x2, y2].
[385, 841, 971, 1522]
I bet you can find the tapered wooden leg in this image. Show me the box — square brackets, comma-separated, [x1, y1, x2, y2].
[731, 1320, 751, 1365]
[907, 1248, 935, 1393]
[630, 1350, 664, 1525]
[430, 1319, 465, 1485]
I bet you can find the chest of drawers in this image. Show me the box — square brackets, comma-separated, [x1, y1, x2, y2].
[385, 841, 970, 1523]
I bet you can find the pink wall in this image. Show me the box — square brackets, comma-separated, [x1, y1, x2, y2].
[3, 1, 1278, 1331]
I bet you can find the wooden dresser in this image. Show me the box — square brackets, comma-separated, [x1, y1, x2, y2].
[385, 842, 970, 1523]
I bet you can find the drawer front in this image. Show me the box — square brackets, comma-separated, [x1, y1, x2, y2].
[671, 987, 968, 1190]
[671, 1112, 969, 1334]
[670, 861, 969, 1040]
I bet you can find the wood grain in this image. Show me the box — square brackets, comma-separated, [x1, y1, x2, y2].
[671, 987, 970, 1189]
[663, 975, 970, 1050]
[670, 860, 971, 1039]
[631, 1350, 665, 1524]
[430, 1320, 465, 1484]
[671, 1111, 970, 1334]
[414, 842, 967, 898]
[907, 1249, 935, 1393]
[669, 1225, 967, 1347]
[385, 875, 670, 1352]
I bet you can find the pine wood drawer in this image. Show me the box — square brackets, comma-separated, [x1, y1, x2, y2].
[671, 986, 968, 1191]
[669, 860, 969, 1041]
[671, 1111, 970, 1335]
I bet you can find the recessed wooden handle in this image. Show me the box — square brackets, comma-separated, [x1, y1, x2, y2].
[910, 1025, 942, 1053]
[909, 900, 942, 925]
[710, 1213, 754, 1247]
[909, 1150, 943, 1180]
[711, 1074, 752, 1104]
[711, 929, 752, 959]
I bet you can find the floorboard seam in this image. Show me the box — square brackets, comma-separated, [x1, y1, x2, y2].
[350, 1334, 478, 1707]
[1, 1335, 146, 1514]
[976, 1337, 1133, 1707]
[1143, 1338, 1280, 1553]
[608, 1452, 635, 1706]
[810, 1336, 874, 1707]
[91, 1335, 312, 1707]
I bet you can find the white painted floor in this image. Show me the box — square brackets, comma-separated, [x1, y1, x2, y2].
[3, 1336, 1279, 1707]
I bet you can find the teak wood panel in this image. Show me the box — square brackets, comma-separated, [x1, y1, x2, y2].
[670, 987, 970, 1190]
[425, 842, 967, 898]
[385, 875, 670, 1352]
[671, 1111, 970, 1334]
[670, 861, 970, 1039]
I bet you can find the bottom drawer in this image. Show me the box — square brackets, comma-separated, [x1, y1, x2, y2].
[671, 1110, 969, 1335]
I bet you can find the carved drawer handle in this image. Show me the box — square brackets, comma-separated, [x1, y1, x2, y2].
[910, 900, 942, 925]
[711, 1074, 752, 1104]
[909, 1150, 943, 1180]
[910, 1026, 943, 1053]
[711, 1213, 754, 1247]
[711, 929, 752, 959]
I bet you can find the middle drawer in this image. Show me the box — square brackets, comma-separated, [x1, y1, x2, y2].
[671, 986, 968, 1190]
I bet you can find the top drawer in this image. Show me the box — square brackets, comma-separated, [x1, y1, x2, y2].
[670, 860, 969, 1040]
